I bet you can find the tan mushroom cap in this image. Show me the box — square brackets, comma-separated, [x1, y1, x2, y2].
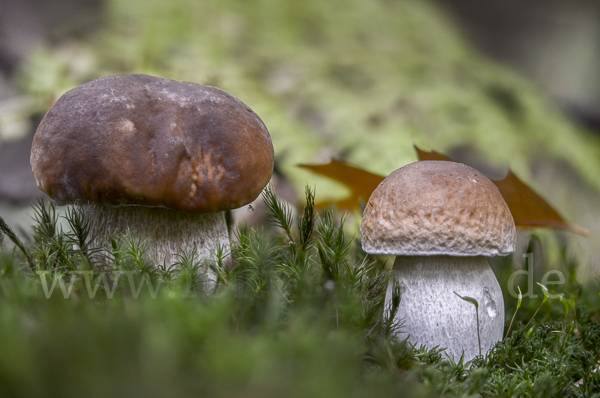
[31, 74, 274, 213]
[360, 161, 515, 256]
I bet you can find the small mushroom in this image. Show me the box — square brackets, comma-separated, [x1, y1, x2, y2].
[360, 161, 515, 361]
[31, 74, 274, 287]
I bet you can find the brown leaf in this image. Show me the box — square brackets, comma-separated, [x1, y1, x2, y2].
[413, 146, 453, 162]
[414, 146, 588, 235]
[298, 159, 383, 209]
[299, 148, 587, 235]
[492, 170, 587, 234]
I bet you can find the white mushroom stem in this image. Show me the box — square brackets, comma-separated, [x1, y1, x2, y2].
[85, 205, 230, 291]
[386, 255, 504, 361]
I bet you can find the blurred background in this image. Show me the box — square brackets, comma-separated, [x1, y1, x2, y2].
[1, 0, 600, 276]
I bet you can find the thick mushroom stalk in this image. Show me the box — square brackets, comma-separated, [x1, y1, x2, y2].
[87, 205, 229, 288]
[388, 255, 504, 361]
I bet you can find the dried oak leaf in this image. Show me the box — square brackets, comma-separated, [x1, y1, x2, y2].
[299, 147, 587, 235]
[298, 158, 383, 209]
[415, 147, 587, 235]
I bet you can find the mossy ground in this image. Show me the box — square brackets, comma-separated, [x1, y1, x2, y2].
[1, 189, 599, 398]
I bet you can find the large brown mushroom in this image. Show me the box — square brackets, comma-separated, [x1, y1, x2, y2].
[31, 74, 274, 286]
[360, 161, 515, 360]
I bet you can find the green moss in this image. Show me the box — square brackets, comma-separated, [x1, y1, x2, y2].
[1, 189, 600, 397]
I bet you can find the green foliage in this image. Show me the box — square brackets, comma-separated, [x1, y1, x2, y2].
[19, 0, 600, 206]
[454, 292, 481, 357]
[0, 189, 599, 397]
[0, 214, 33, 268]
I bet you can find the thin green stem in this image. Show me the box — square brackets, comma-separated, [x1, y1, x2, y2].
[503, 310, 518, 343]
[503, 287, 522, 343]
[454, 292, 480, 356]
[524, 300, 545, 330]
[476, 306, 481, 356]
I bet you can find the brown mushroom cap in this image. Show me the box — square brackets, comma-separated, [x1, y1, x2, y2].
[31, 74, 274, 213]
[360, 161, 515, 256]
